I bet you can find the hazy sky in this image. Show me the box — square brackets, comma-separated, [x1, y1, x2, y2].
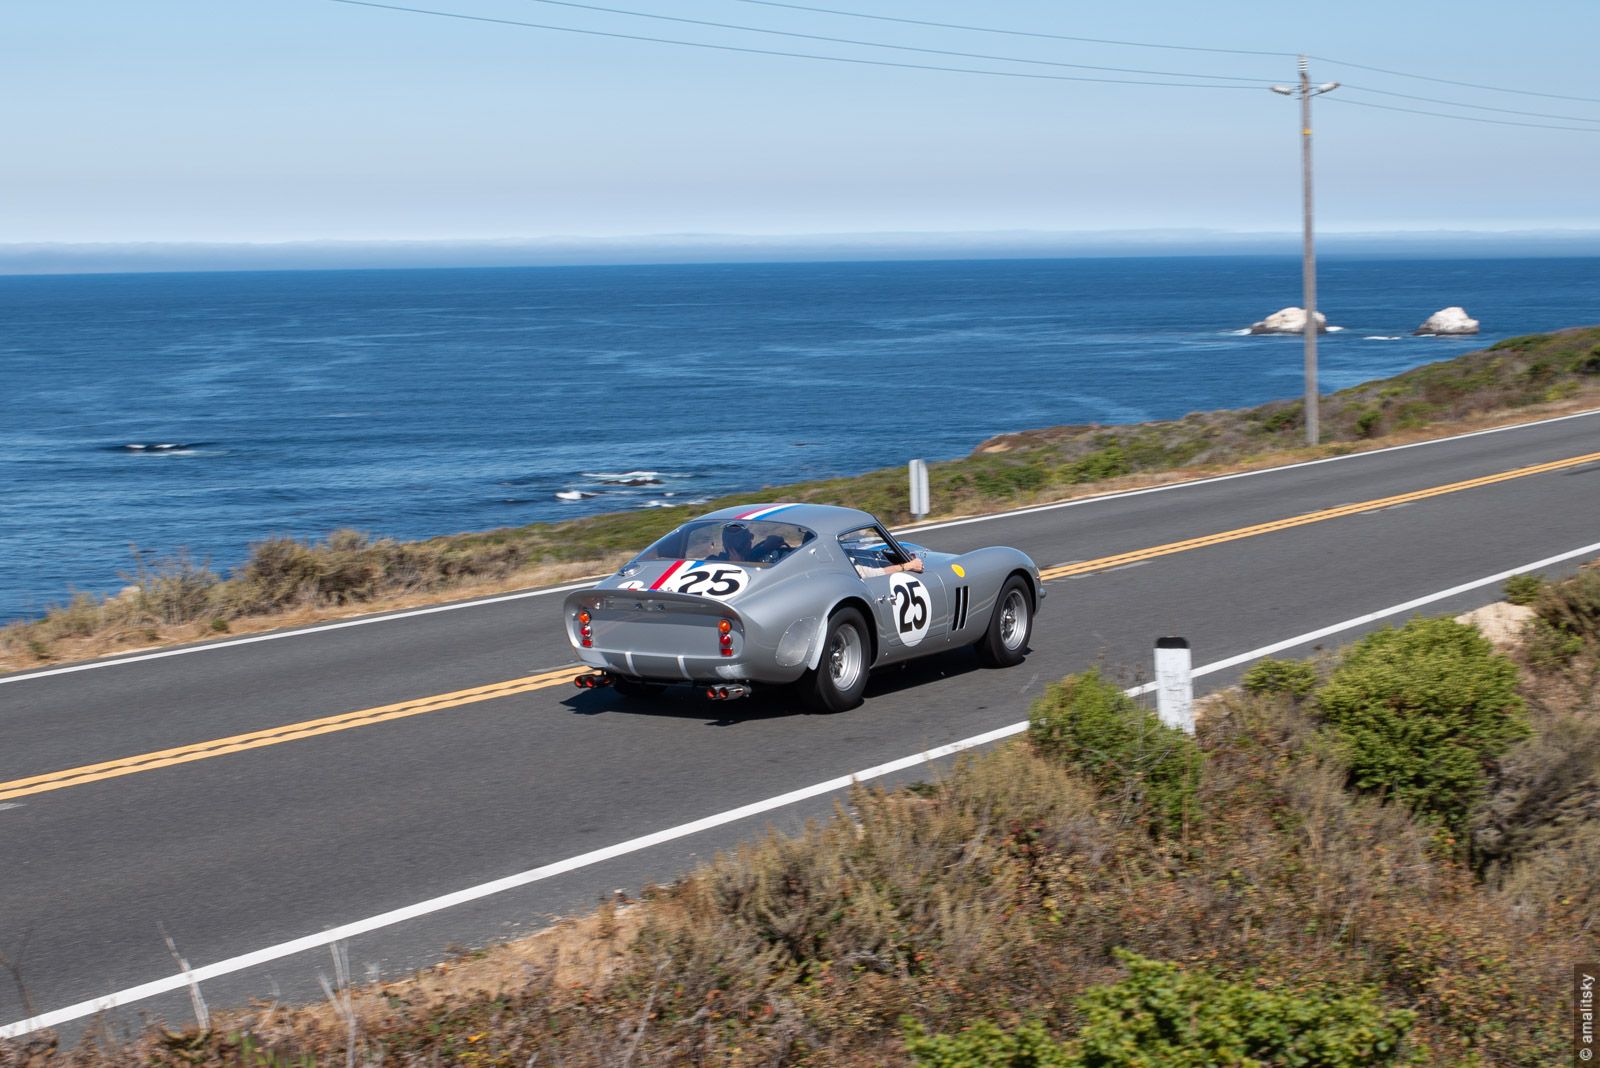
[8, 0, 1600, 245]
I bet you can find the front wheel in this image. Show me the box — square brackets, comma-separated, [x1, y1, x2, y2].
[976, 576, 1033, 668]
[802, 607, 871, 713]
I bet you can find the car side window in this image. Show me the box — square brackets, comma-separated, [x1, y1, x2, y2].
[838, 525, 903, 573]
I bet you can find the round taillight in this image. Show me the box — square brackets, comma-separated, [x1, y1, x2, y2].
[578, 610, 591, 625]
[718, 619, 731, 634]
[719, 633, 732, 647]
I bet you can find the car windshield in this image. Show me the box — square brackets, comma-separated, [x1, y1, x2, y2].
[636, 519, 816, 568]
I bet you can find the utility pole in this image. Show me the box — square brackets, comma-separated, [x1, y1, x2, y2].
[1272, 58, 1338, 446]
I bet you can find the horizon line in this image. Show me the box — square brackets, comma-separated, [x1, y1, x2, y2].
[4, 227, 1600, 276]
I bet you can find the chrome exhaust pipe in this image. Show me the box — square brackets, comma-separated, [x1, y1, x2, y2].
[575, 672, 613, 689]
[706, 684, 751, 701]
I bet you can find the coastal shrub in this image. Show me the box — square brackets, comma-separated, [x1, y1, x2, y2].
[1502, 572, 1544, 606]
[968, 457, 1050, 498]
[1065, 447, 1131, 484]
[1071, 951, 1417, 1068]
[1314, 618, 1528, 833]
[1251, 401, 1301, 435]
[1523, 357, 1557, 385]
[1495, 821, 1600, 931]
[1027, 669, 1198, 834]
[124, 549, 219, 625]
[1353, 406, 1383, 438]
[1242, 657, 1319, 698]
[905, 953, 1417, 1068]
[1523, 618, 1583, 670]
[904, 1020, 1072, 1068]
[1472, 704, 1600, 879]
[1532, 566, 1600, 644]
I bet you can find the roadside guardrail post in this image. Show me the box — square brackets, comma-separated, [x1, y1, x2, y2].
[1155, 637, 1194, 734]
[909, 458, 929, 519]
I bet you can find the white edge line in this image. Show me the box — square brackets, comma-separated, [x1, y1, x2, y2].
[7, 538, 1599, 1041]
[5, 406, 1597, 687]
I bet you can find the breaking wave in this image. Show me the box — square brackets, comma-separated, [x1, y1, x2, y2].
[108, 442, 207, 453]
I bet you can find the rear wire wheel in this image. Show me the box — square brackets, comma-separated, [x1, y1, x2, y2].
[804, 607, 870, 713]
[976, 576, 1033, 668]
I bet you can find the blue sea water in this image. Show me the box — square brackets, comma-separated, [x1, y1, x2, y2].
[1, 255, 1596, 622]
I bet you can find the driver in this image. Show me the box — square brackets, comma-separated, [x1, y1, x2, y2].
[715, 523, 756, 561]
[714, 522, 796, 564]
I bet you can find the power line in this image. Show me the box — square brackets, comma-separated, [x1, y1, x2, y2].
[509, 0, 1277, 83]
[326, 0, 1270, 88]
[1342, 83, 1600, 125]
[731, 0, 1600, 107]
[1324, 95, 1600, 132]
[727, 0, 1296, 58]
[1309, 54, 1600, 105]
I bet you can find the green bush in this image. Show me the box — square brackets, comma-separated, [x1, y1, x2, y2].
[1315, 618, 1528, 833]
[1065, 447, 1132, 484]
[1241, 657, 1319, 698]
[1502, 573, 1544, 606]
[906, 952, 1417, 1068]
[1071, 951, 1417, 1067]
[1027, 669, 1199, 835]
[905, 1020, 1074, 1068]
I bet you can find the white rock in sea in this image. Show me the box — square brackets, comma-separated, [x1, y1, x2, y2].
[1414, 306, 1479, 335]
[1248, 307, 1329, 334]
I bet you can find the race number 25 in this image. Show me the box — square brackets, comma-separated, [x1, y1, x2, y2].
[890, 574, 931, 647]
[670, 565, 748, 598]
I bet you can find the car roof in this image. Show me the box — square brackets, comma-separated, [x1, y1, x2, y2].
[692, 503, 880, 538]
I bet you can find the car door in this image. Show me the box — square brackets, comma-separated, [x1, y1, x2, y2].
[842, 525, 948, 664]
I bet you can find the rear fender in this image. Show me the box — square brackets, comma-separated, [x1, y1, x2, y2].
[806, 596, 878, 670]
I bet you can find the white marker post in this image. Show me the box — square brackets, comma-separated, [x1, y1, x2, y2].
[909, 458, 929, 519]
[1155, 637, 1194, 734]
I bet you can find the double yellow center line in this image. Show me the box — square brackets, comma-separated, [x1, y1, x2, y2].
[0, 666, 584, 802]
[5, 450, 1597, 803]
[1039, 450, 1600, 580]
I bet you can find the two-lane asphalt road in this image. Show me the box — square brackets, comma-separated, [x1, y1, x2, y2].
[5, 410, 1600, 1039]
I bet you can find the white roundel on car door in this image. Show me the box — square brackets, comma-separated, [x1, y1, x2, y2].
[889, 573, 932, 646]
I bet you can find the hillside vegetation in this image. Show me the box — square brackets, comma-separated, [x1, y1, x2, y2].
[5, 325, 1600, 670]
[8, 567, 1599, 1066]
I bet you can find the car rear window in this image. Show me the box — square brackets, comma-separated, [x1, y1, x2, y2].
[637, 520, 816, 568]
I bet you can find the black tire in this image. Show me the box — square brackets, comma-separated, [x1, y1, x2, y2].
[613, 678, 665, 699]
[802, 607, 871, 713]
[976, 576, 1033, 668]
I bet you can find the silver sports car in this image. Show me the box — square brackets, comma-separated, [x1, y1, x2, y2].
[564, 503, 1043, 711]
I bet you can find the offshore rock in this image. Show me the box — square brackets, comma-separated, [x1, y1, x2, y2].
[1415, 306, 1480, 335]
[1248, 307, 1329, 334]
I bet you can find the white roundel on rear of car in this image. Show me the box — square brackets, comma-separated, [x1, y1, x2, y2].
[666, 563, 751, 599]
[889, 573, 932, 646]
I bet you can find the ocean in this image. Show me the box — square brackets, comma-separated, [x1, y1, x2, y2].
[2, 255, 1596, 621]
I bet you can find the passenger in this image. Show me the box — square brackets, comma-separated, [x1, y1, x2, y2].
[855, 554, 924, 579]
